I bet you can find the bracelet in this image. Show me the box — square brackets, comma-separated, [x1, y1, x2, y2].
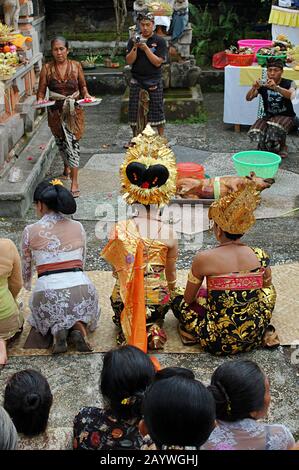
[168, 279, 177, 285]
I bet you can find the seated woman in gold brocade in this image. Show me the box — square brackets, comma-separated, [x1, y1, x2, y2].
[101, 126, 178, 351]
[172, 183, 277, 356]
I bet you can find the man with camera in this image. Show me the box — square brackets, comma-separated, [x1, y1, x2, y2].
[246, 57, 297, 158]
[126, 12, 167, 144]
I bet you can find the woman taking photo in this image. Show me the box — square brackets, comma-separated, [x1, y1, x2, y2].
[37, 37, 93, 198]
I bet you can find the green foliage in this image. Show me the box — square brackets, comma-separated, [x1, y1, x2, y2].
[189, 2, 241, 66]
[170, 109, 208, 124]
[82, 52, 103, 65]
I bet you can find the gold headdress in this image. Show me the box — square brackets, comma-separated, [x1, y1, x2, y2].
[208, 182, 261, 234]
[120, 125, 177, 206]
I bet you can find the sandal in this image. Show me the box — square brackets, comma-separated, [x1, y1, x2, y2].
[71, 190, 80, 198]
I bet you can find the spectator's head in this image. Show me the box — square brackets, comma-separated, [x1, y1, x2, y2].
[137, 12, 155, 38]
[154, 366, 195, 382]
[0, 406, 18, 450]
[4, 369, 53, 436]
[208, 360, 270, 422]
[34, 179, 76, 215]
[100, 345, 155, 420]
[51, 36, 69, 63]
[142, 376, 216, 448]
[266, 57, 285, 82]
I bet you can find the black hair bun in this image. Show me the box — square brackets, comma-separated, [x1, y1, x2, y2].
[126, 162, 169, 189]
[33, 180, 76, 214]
[24, 393, 41, 411]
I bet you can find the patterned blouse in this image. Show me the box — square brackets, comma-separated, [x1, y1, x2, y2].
[73, 407, 143, 450]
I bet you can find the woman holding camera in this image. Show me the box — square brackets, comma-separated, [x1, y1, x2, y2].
[246, 57, 297, 159]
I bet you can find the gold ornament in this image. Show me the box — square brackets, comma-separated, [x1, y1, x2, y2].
[120, 125, 177, 206]
[208, 182, 261, 234]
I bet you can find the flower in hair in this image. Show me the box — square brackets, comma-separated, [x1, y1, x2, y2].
[121, 397, 131, 405]
[50, 178, 64, 186]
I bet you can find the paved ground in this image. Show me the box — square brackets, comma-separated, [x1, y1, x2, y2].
[0, 93, 298, 442]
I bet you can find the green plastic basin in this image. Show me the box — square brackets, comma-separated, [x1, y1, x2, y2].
[232, 151, 281, 178]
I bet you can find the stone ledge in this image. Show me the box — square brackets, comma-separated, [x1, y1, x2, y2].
[0, 119, 57, 217]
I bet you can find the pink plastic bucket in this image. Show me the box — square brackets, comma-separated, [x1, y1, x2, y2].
[237, 39, 273, 61]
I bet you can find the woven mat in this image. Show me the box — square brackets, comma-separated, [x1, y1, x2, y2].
[7, 264, 299, 357]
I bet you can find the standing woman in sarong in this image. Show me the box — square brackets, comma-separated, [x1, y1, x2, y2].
[37, 37, 93, 197]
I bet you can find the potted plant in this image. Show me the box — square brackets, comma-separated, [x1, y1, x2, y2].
[81, 53, 101, 70]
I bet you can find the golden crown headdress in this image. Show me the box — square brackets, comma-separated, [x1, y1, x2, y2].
[208, 182, 261, 234]
[120, 125, 177, 206]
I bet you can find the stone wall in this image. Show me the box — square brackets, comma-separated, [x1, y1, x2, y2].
[44, 0, 116, 36]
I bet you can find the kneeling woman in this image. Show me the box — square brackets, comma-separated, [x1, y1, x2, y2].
[21, 180, 100, 353]
[172, 183, 277, 355]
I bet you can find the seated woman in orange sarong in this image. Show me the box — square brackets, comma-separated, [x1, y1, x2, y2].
[101, 126, 178, 351]
[172, 183, 277, 356]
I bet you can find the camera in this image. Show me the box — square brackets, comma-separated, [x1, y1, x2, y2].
[258, 79, 267, 86]
[134, 34, 147, 44]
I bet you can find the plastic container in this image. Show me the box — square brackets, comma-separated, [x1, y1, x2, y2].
[256, 52, 287, 67]
[232, 151, 281, 178]
[226, 53, 254, 66]
[237, 39, 273, 61]
[177, 163, 205, 180]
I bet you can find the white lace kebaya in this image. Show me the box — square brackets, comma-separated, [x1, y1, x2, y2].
[202, 418, 295, 451]
[21, 213, 100, 336]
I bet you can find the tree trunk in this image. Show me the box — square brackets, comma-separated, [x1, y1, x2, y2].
[111, 0, 127, 59]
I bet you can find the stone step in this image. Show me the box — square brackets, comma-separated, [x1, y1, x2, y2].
[0, 118, 57, 217]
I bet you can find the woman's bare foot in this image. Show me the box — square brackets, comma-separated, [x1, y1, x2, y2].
[0, 339, 8, 366]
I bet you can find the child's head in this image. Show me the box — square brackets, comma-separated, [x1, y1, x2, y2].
[100, 345, 155, 420]
[154, 366, 195, 382]
[4, 369, 53, 436]
[209, 360, 270, 422]
[142, 375, 216, 448]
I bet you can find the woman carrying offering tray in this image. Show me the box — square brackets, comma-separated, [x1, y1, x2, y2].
[36, 37, 94, 198]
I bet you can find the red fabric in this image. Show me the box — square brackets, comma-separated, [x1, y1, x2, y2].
[212, 51, 228, 69]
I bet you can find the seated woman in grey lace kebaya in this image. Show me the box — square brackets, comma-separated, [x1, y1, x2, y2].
[202, 360, 295, 450]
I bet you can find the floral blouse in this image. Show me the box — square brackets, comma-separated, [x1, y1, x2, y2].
[73, 407, 143, 450]
[21, 212, 87, 290]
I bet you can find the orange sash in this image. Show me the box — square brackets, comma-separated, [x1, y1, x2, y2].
[120, 240, 147, 353]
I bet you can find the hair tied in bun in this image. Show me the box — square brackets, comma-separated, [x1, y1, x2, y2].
[50, 179, 64, 187]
